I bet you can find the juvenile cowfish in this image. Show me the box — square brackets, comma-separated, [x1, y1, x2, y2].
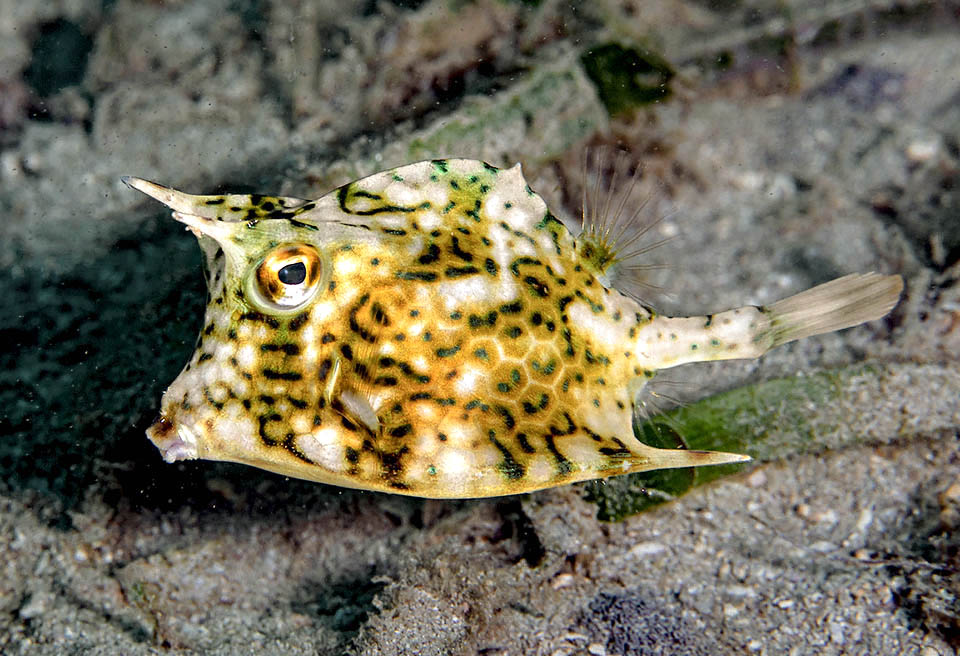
[124, 158, 902, 498]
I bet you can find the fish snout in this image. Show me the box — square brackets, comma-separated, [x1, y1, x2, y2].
[146, 412, 201, 463]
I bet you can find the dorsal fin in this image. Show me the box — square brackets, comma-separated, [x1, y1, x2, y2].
[574, 148, 673, 302]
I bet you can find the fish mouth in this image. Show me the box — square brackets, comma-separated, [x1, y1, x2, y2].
[146, 414, 200, 463]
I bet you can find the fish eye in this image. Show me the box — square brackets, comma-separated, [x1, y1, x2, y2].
[278, 262, 307, 285]
[252, 244, 322, 311]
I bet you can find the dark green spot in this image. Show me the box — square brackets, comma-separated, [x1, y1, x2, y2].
[581, 42, 675, 115]
[397, 271, 438, 281]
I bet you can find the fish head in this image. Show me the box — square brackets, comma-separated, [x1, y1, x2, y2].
[125, 177, 351, 473]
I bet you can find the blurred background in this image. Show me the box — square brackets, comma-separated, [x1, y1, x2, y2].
[1, 1, 958, 654]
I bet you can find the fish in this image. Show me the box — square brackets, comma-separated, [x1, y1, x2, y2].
[123, 157, 903, 498]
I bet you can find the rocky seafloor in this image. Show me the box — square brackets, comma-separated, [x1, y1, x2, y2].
[1, 1, 959, 654]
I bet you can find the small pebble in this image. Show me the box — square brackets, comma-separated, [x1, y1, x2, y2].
[809, 540, 838, 553]
[628, 542, 666, 557]
[746, 468, 767, 488]
[828, 620, 845, 644]
[587, 643, 606, 656]
[906, 137, 939, 163]
[562, 632, 588, 644]
[796, 504, 837, 524]
[940, 479, 960, 528]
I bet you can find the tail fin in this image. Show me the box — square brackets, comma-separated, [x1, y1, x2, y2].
[767, 273, 903, 347]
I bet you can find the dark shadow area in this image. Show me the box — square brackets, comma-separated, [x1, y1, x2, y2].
[0, 208, 362, 519]
[24, 19, 94, 98]
[291, 573, 388, 638]
[0, 212, 202, 512]
[493, 497, 546, 567]
[883, 464, 960, 648]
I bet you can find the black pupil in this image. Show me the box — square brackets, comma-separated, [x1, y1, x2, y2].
[278, 261, 307, 285]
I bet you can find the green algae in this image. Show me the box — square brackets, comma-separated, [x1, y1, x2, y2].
[585, 362, 960, 521]
[401, 60, 605, 164]
[580, 43, 675, 115]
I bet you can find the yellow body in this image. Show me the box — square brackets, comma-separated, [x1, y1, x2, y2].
[126, 159, 902, 497]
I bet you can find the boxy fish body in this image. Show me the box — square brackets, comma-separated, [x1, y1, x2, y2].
[124, 158, 902, 498]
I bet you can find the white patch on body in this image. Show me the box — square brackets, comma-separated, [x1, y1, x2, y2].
[582, 404, 629, 437]
[302, 343, 318, 365]
[371, 212, 409, 231]
[215, 341, 235, 361]
[437, 449, 469, 478]
[454, 367, 479, 395]
[205, 382, 230, 404]
[300, 325, 315, 346]
[297, 428, 344, 473]
[415, 403, 438, 422]
[489, 225, 514, 274]
[384, 182, 420, 207]
[444, 424, 470, 447]
[236, 344, 256, 369]
[501, 205, 533, 232]
[214, 415, 258, 457]
[567, 300, 626, 346]
[484, 191, 505, 222]
[414, 432, 437, 459]
[289, 413, 311, 435]
[436, 277, 491, 311]
[404, 234, 424, 257]
[545, 253, 566, 276]
[415, 210, 442, 232]
[427, 184, 450, 206]
[232, 378, 249, 398]
[311, 300, 335, 323]
[527, 455, 555, 483]
[203, 362, 225, 386]
[334, 255, 360, 278]
[494, 279, 521, 304]
[562, 435, 602, 471]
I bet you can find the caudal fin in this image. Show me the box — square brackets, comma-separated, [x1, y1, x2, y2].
[767, 273, 904, 347]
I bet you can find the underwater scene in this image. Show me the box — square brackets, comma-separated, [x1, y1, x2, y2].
[1, 0, 958, 654]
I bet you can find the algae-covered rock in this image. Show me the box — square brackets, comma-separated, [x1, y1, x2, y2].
[586, 362, 960, 521]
